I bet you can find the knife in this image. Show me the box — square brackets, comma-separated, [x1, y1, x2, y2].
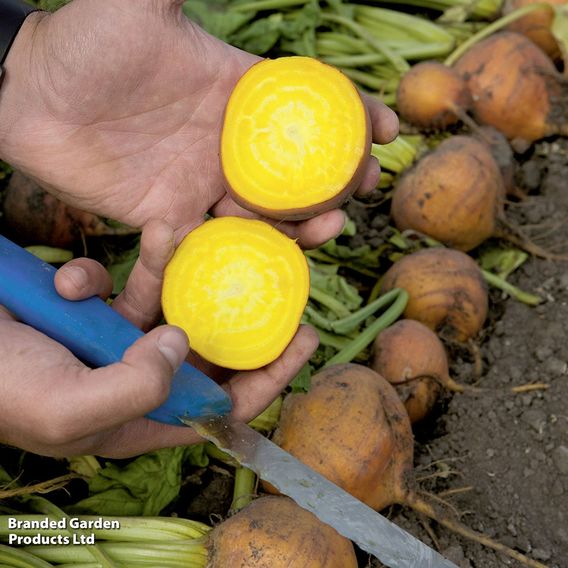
[0, 234, 457, 568]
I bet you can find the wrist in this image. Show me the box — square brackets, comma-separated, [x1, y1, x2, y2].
[0, 11, 49, 165]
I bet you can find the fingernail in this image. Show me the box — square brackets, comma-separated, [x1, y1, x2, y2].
[157, 327, 189, 371]
[62, 266, 87, 290]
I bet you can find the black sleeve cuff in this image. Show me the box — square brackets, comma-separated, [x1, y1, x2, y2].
[0, 0, 38, 66]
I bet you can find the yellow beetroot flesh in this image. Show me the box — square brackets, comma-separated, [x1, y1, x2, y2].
[221, 57, 370, 219]
[162, 217, 309, 370]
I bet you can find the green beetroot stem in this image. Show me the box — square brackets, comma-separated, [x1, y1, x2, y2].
[230, 0, 307, 11]
[305, 249, 379, 278]
[482, 270, 542, 306]
[22, 542, 208, 567]
[445, 3, 551, 66]
[0, 544, 54, 568]
[25, 246, 73, 264]
[310, 324, 353, 351]
[364, 0, 501, 20]
[308, 286, 351, 319]
[323, 288, 408, 367]
[229, 467, 257, 513]
[339, 67, 394, 89]
[371, 138, 418, 174]
[15, 500, 117, 568]
[322, 42, 454, 67]
[354, 5, 455, 45]
[248, 396, 283, 432]
[321, 13, 410, 74]
[307, 288, 402, 335]
[0, 516, 210, 543]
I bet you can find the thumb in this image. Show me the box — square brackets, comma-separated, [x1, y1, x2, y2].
[60, 326, 189, 439]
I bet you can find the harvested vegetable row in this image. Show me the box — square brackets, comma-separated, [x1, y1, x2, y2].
[268, 364, 548, 568]
[221, 56, 371, 220]
[162, 217, 309, 369]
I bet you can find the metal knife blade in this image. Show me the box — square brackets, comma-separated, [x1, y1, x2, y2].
[187, 416, 458, 568]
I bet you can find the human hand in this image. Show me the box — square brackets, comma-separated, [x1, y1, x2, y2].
[0, 221, 318, 458]
[0, 0, 398, 250]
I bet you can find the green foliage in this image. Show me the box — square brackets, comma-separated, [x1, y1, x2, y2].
[479, 246, 528, 279]
[67, 446, 208, 517]
[289, 362, 312, 393]
[105, 239, 140, 295]
[37, 0, 71, 11]
[182, 0, 256, 42]
[183, 0, 322, 55]
[552, 5, 568, 64]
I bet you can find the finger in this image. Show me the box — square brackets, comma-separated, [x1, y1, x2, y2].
[55, 258, 113, 300]
[65, 326, 319, 458]
[355, 156, 381, 197]
[361, 93, 399, 144]
[211, 195, 347, 249]
[0, 305, 16, 321]
[84, 417, 203, 458]
[289, 210, 347, 249]
[225, 325, 319, 423]
[112, 220, 175, 331]
[42, 325, 189, 443]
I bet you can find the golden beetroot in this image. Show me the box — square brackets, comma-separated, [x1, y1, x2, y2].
[207, 496, 357, 568]
[221, 56, 371, 220]
[473, 126, 516, 196]
[503, 0, 565, 61]
[454, 32, 568, 145]
[371, 320, 481, 423]
[391, 135, 505, 252]
[3, 171, 135, 247]
[396, 62, 473, 129]
[270, 364, 414, 511]
[371, 320, 446, 423]
[268, 363, 548, 568]
[380, 248, 488, 343]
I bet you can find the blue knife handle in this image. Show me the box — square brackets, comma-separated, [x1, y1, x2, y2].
[0, 234, 232, 425]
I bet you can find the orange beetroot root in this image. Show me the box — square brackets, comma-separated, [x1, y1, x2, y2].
[207, 496, 357, 568]
[454, 32, 568, 146]
[371, 320, 478, 423]
[396, 61, 473, 130]
[381, 248, 488, 343]
[3, 171, 136, 247]
[391, 135, 505, 252]
[503, 0, 566, 61]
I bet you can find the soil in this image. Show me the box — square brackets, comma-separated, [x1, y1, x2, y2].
[347, 137, 568, 568]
